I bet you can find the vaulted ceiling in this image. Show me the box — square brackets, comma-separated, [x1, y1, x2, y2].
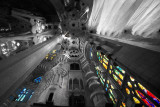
[88, 0, 160, 39]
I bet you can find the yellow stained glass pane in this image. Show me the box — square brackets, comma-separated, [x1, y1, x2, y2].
[133, 97, 140, 104]
[135, 90, 140, 98]
[52, 50, 56, 53]
[103, 58, 108, 65]
[110, 65, 112, 69]
[109, 89, 112, 94]
[130, 76, 135, 81]
[103, 78, 105, 82]
[138, 83, 145, 90]
[103, 63, 107, 69]
[107, 80, 109, 84]
[109, 70, 112, 74]
[53, 54, 56, 56]
[127, 82, 132, 88]
[119, 74, 124, 80]
[111, 85, 114, 89]
[126, 88, 130, 94]
[132, 91, 134, 94]
[91, 52, 93, 57]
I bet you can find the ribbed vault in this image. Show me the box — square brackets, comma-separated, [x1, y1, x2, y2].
[88, 0, 160, 38]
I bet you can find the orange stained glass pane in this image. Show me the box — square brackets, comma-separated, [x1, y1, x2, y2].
[103, 63, 107, 69]
[122, 102, 126, 107]
[126, 88, 130, 94]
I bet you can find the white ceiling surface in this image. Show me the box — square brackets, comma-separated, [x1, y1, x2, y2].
[88, 0, 160, 38]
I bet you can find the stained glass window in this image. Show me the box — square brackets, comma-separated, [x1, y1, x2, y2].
[122, 102, 126, 107]
[100, 55, 102, 63]
[113, 74, 122, 86]
[135, 90, 156, 107]
[103, 63, 107, 69]
[52, 50, 56, 53]
[130, 76, 135, 81]
[107, 80, 109, 84]
[109, 89, 117, 104]
[126, 88, 130, 94]
[103, 57, 108, 65]
[111, 85, 114, 89]
[104, 55, 109, 61]
[90, 48, 93, 59]
[34, 77, 42, 83]
[105, 87, 108, 91]
[106, 84, 109, 88]
[116, 66, 125, 74]
[95, 66, 105, 85]
[109, 93, 116, 104]
[134, 84, 137, 87]
[15, 88, 34, 102]
[114, 69, 124, 80]
[45, 54, 49, 59]
[110, 65, 112, 69]
[133, 97, 140, 104]
[100, 75, 105, 85]
[109, 70, 112, 74]
[97, 51, 102, 62]
[138, 83, 160, 105]
[100, 78, 104, 85]
[127, 82, 132, 88]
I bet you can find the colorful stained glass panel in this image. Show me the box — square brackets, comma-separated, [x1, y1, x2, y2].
[138, 83, 160, 105]
[126, 88, 130, 94]
[113, 74, 122, 86]
[127, 82, 132, 88]
[135, 90, 156, 107]
[133, 97, 140, 104]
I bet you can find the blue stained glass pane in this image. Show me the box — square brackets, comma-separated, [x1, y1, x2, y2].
[34, 77, 42, 83]
[106, 84, 108, 88]
[15, 88, 34, 102]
